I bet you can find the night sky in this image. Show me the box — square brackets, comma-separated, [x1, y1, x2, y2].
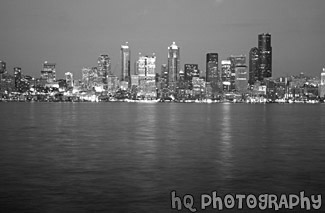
[1, 0, 325, 80]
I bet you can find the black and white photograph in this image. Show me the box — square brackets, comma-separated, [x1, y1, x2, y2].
[0, 0, 324, 212]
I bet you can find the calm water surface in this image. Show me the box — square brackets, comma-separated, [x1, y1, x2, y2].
[0, 103, 325, 212]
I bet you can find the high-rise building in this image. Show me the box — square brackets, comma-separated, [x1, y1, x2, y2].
[235, 66, 248, 93]
[121, 42, 130, 82]
[97, 54, 111, 84]
[137, 54, 156, 77]
[228, 55, 247, 92]
[41, 61, 56, 83]
[221, 60, 231, 91]
[65, 72, 74, 88]
[206, 53, 219, 82]
[14, 67, 22, 89]
[184, 64, 199, 81]
[258, 33, 272, 79]
[320, 68, 325, 98]
[136, 54, 156, 98]
[167, 42, 180, 87]
[249, 47, 260, 84]
[0, 61, 6, 74]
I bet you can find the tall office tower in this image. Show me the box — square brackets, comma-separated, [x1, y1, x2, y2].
[233, 55, 248, 92]
[249, 47, 260, 85]
[221, 60, 231, 91]
[137, 54, 156, 77]
[235, 66, 248, 93]
[206, 53, 219, 82]
[258, 33, 272, 79]
[228, 55, 247, 91]
[184, 64, 199, 82]
[0, 61, 6, 74]
[65, 72, 74, 88]
[167, 42, 180, 87]
[41, 61, 56, 83]
[136, 54, 156, 98]
[320, 68, 325, 98]
[97, 54, 111, 84]
[14, 67, 22, 89]
[121, 42, 131, 82]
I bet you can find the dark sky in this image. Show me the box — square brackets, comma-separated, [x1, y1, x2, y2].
[1, 0, 325, 79]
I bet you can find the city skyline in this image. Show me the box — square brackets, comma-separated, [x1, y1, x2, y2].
[1, 0, 325, 79]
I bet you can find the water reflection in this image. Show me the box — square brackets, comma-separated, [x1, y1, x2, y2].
[219, 104, 234, 180]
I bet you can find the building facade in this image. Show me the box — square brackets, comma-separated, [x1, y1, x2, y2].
[14, 67, 22, 89]
[221, 60, 232, 91]
[121, 42, 130, 82]
[97, 54, 111, 84]
[249, 47, 260, 85]
[65, 72, 74, 88]
[206, 53, 219, 82]
[136, 54, 157, 98]
[184, 64, 199, 82]
[0, 61, 6, 74]
[235, 66, 248, 93]
[41, 61, 56, 83]
[320, 68, 325, 98]
[258, 33, 272, 80]
[167, 42, 180, 88]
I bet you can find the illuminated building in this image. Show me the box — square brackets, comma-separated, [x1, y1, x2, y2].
[40, 61, 56, 83]
[258, 33, 272, 79]
[65, 72, 74, 88]
[136, 54, 156, 98]
[228, 55, 246, 91]
[167, 42, 180, 88]
[137, 54, 156, 77]
[249, 47, 260, 84]
[121, 42, 130, 82]
[235, 66, 248, 93]
[206, 53, 219, 82]
[229, 55, 248, 92]
[160, 64, 168, 89]
[14, 67, 22, 89]
[107, 75, 119, 92]
[192, 77, 205, 96]
[0, 61, 6, 74]
[131, 75, 139, 87]
[184, 64, 199, 82]
[320, 68, 325, 98]
[97, 54, 111, 84]
[221, 60, 231, 91]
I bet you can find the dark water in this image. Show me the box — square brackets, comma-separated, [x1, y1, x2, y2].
[0, 102, 324, 212]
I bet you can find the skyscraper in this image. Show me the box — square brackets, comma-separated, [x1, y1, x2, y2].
[136, 54, 156, 98]
[14, 67, 22, 89]
[184, 64, 199, 82]
[228, 55, 247, 92]
[221, 60, 231, 91]
[121, 42, 130, 82]
[167, 42, 180, 88]
[258, 33, 272, 79]
[0, 61, 6, 74]
[249, 47, 260, 85]
[320, 68, 325, 98]
[206, 53, 219, 82]
[41, 61, 56, 83]
[137, 54, 156, 77]
[97, 54, 111, 84]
